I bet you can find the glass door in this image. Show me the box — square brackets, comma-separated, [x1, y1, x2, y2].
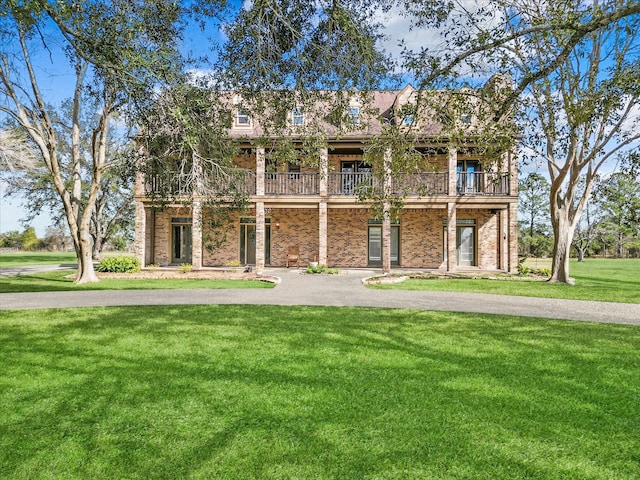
[456, 226, 475, 266]
[239, 219, 271, 266]
[368, 225, 399, 266]
[368, 226, 382, 265]
[171, 218, 192, 264]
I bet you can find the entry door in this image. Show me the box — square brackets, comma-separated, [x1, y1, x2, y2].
[368, 226, 382, 265]
[171, 223, 192, 264]
[368, 226, 399, 266]
[456, 226, 475, 266]
[240, 224, 257, 265]
[240, 223, 271, 265]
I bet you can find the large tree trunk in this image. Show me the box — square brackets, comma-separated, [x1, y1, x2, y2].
[549, 201, 577, 284]
[75, 232, 98, 284]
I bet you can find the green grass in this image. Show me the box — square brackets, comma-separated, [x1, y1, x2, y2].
[0, 270, 273, 292]
[371, 258, 640, 303]
[1, 305, 638, 479]
[0, 251, 79, 266]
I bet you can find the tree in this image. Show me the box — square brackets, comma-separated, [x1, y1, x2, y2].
[0, 129, 38, 171]
[2, 101, 136, 260]
[518, 172, 551, 256]
[400, 0, 640, 283]
[591, 172, 640, 257]
[0, 1, 191, 283]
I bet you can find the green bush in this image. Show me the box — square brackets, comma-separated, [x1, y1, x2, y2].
[517, 258, 531, 275]
[536, 267, 551, 277]
[306, 264, 338, 275]
[96, 256, 140, 273]
[180, 263, 193, 273]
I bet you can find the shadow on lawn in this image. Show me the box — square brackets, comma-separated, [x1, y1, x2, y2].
[1, 305, 639, 479]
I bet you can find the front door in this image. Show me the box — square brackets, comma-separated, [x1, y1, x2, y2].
[368, 225, 399, 266]
[240, 224, 257, 265]
[171, 218, 192, 264]
[240, 220, 271, 266]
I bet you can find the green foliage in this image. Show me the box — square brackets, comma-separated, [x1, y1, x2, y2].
[306, 264, 338, 274]
[95, 256, 140, 273]
[536, 267, 551, 277]
[18, 226, 41, 251]
[516, 258, 531, 275]
[179, 263, 192, 273]
[0, 230, 20, 248]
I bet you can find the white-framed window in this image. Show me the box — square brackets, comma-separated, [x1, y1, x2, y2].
[236, 108, 250, 126]
[292, 107, 304, 126]
[348, 106, 360, 125]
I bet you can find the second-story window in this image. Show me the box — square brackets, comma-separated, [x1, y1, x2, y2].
[236, 109, 250, 126]
[292, 107, 304, 126]
[348, 106, 360, 125]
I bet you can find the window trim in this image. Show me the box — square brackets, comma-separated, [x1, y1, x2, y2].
[236, 108, 250, 127]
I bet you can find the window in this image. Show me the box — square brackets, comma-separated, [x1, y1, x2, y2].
[403, 114, 414, 126]
[236, 109, 250, 126]
[348, 106, 360, 125]
[292, 107, 304, 126]
[461, 113, 472, 124]
[456, 160, 481, 194]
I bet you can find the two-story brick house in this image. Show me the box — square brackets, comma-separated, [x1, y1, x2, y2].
[134, 84, 518, 273]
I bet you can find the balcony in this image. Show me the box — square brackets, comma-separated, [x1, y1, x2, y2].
[456, 172, 510, 196]
[145, 170, 511, 197]
[265, 172, 319, 195]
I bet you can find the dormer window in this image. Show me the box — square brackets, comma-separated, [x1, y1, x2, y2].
[292, 107, 304, 126]
[236, 109, 250, 126]
[348, 106, 360, 125]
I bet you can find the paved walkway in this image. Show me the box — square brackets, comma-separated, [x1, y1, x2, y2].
[1, 267, 639, 325]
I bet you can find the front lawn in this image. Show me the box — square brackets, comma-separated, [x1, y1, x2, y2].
[0, 251, 78, 267]
[370, 259, 640, 303]
[0, 270, 273, 293]
[1, 305, 638, 479]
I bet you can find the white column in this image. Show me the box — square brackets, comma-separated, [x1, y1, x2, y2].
[319, 202, 327, 265]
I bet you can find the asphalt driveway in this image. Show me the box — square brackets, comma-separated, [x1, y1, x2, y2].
[1, 267, 639, 325]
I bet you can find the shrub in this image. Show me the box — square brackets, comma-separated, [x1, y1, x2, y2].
[226, 260, 242, 267]
[306, 264, 338, 275]
[96, 256, 140, 273]
[517, 257, 531, 275]
[536, 267, 551, 277]
[180, 263, 193, 273]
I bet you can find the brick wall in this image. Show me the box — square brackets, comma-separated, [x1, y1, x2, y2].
[327, 209, 370, 267]
[399, 209, 446, 268]
[270, 208, 319, 266]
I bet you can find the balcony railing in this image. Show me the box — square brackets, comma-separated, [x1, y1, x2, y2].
[265, 172, 319, 195]
[146, 169, 256, 196]
[391, 172, 448, 195]
[146, 170, 511, 197]
[456, 172, 510, 196]
[328, 172, 376, 195]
